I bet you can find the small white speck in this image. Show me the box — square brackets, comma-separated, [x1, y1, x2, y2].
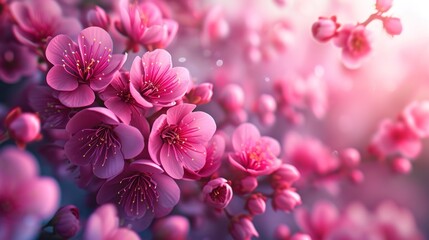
[314, 65, 324, 78]
[178, 57, 186, 63]
[264, 77, 270, 82]
[216, 59, 223, 67]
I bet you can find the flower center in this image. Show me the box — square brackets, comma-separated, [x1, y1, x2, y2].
[161, 125, 183, 145]
[240, 141, 275, 170]
[210, 186, 227, 203]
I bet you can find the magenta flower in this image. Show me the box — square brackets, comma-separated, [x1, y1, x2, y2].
[399, 101, 429, 138]
[129, 49, 190, 108]
[228, 123, 282, 176]
[64, 107, 144, 179]
[99, 71, 145, 124]
[229, 215, 259, 240]
[202, 177, 233, 209]
[312, 16, 339, 42]
[272, 189, 302, 212]
[149, 104, 216, 179]
[96, 160, 180, 230]
[4, 107, 42, 148]
[0, 42, 37, 84]
[9, 0, 81, 49]
[83, 204, 140, 240]
[50, 205, 80, 239]
[45, 26, 127, 108]
[0, 146, 60, 240]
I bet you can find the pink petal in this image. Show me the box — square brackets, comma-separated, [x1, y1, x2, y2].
[131, 160, 164, 175]
[109, 228, 140, 240]
[130, 56, 144, 87]
[55, 18, 82, 37]
[9, 2, 32, 32]
[46, 66, 79, 91]
[0, 147, 38, 190]
[180, 143, 207, 171]
[90, 54, 127, 91]
[92, 149, 125, 179]
[232, 123, 261, 151]
[166, 104, 196, 124]
[141, 25, 164, 43]
[341, 49, 363, 69]
[149, 114, 168, 164]
[130, 82, 153, 108]
[84, 204, 118, 240]
[156, 67, 190, 104]
[66, 107, 119, 134]
[104, 98, 132, 124]
[160, 145, 184, 179]
[114, 123, 144, 159]
[261, 136, 281, 157]
[19, 178, 60, 219]
[59, 85, 95, 108]
[78, 26, 113, 59]
[152, 174, 180, 209]
[45, 35, 77, 65]
[13, 26, 37, 47]
[141, 49, 173, 71]
[181, 111, 216, 142]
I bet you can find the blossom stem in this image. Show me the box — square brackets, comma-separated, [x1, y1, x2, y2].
[360, 12, 384, 27]
[223, 208, 233, 219]
[0, 131, 9, 144]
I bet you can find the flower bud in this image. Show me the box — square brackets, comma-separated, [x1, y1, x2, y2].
[255, 94, 277, 126]
[51, 205, 80, 239]
[348, 169, 364, 184]
[185, 83, 213, 105]
[86, 6, 110, 30]
[291, 233, 312, 240]
[376, 0, 393, 13]
[383, 17, 402, 36]
[391, 157, 412, 174]
[245, 193, 267, 215]
[270, 164, 300, 189]
[235, 176, 258, 194]
[272, 189, 301, 212]
[312, 16, 339, 42]
[339, 148, 361, 169]
[152, 215, 190, 240]
[274, 224, 291, 240]
[229, 215, 259, 240]
[218, 84, 245, 112]
[202, 178, 233, 209]
[5, 107, 42, 148]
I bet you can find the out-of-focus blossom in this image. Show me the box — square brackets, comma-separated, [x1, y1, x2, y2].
[290, 233, 312, 240]
[64, 107, 144, 179]
[235, 175, 258, 194]
[83, 204, 140, 240]
[0, 42, 37, 84]
[50, 205, 80, 239]
[87, 6, 110, 30]
[391, 157, 412, 174]
[218, 84, 245, 112]
[381, 17, 402, 36]
[272, 189, 302, 212]
[270, 164, 300, 189]
[368, 119, 421, 160]
[229, 215, 259, 240]
[399, 101, 429, 138]
[274, 224, 291, 240]
[254, 94, 277, 126]
[96, 160, 180, 230]
[376, 0, 393, 13]
[129, 49, 190, 108]
[0, 147, 60, 240]
[99, 71, 145, 124]
[334, 24, 372, 69]
[245, 193, 266, 215]
[152, 215, 190, 240]
[339, 148, 361, 169]
[115, 0, 178, 52]
[312, 16, 339, 42]
[9, 0, 81, 50]
[184, 82, 214, 105]
[45, 26, 127, 108]
[348, 169, 364, 184]
[149, 104, 216, 179]
[4, 107, 42, 148]
[201, 6, 230, 46]
[202, 177, 233, 209]
[229, 123, 282, 176]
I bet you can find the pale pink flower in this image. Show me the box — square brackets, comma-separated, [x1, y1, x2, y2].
[45, 26, 127, 108]
[383, 17, 402, 36]
[399, 101, 429, 138]
[96, 160, 180, 230]
[312, 16, 339, 42]
[129, 49, 190, 108]
[152, 215, 190, 240]
[229, 123, 282, 176]
[83, 204, 140, 240]
[334, 24, 372, 69]
[272, 189, 301, 212]
[149, 104, 216, 179]
[368, 119, 421, 160]
[270, 163, 301, 189]
[0, 147, 60, 240]
[4, 107, 42, 148]
[202, 177, 233, 209]
[229, 215, 259, 240]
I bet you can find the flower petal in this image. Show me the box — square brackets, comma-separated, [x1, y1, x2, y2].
[78, 26, 113, 59]
[160, 145, 184, 179]
[166, 103, 196, 125]
[59, 85, 95, 108]
[232, 123, 261, 151]
[64, 132, 92, 166]
[19, 178, 60, 219]
[148, 114, 168, 164]
[152, 174, 180, 209]
[66, 107, 119, 134]
[181, 111, 216, 143]
[92, 148, 125, 179]
[45, 34, 77, 65]
[180, 143, 206, 172]
[46, 66, 79, 91]
[114, 123, 144, 159]
[104, 98, 132, 124]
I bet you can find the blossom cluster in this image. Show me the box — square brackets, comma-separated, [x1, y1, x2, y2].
[0, 0, 427, 239]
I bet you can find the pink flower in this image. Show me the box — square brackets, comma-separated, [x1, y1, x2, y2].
[152, 215, 190, 240]
[202, 177, 233, 209]
[235, 176, 258, 194]
[115, 0, 178, 52]
[245, 193, 267, 215]
[64, 107, 144, 179]
[391, 157, 412, 174]
[149, 104, 216, 179]
[383, 17, 402, 36]
[96, 160, 180, 230]
[129, 49, 190, 108]
[334, 25, 372, 69]
[368, 119, 421, 160]
[87, 6, 110, 30]
[50, 205, 80, 239]
[45, 26, 127, 108]
[0, 42, 37, 84]
[218, 84, 245, 112]
[184, 82, 214, 105]
[0, 147, 60, 240]
[4, 107, 42, 148]
[201, 6, 230, 46]
[270, 164, 300, 189]
[311, 16, 339, 42]
[254, 94, 277, 126]
[272, 189, 301, 212]
[229, 123, 282, 176]
[376, 0, 393, 12]
[399, 101, 429, 138]
[229, 215, 259, 240]
[99, 71, 145, 124]
[9, 0, 81, 49]
[83, 204, 140, 240]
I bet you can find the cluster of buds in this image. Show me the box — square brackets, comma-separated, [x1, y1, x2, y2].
[311, 0, 402, 68]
